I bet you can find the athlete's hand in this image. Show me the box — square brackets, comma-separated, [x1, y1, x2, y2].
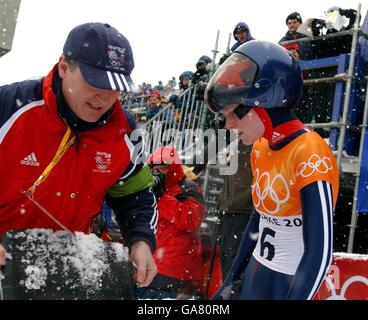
[129, 241, 157, 287]
[0, 244, 6, 266]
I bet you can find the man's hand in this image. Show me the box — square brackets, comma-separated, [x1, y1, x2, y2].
[130, 241, 157, 287]
[0, 244, 6, 266]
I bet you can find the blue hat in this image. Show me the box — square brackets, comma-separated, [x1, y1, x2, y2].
[179, 71, 193, 80]
[63, 22, 134, 92]
[197, 55, 212, 64]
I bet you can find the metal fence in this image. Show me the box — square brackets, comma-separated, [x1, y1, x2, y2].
[121, 83, 224, 226]
[122, 87, 212, 157]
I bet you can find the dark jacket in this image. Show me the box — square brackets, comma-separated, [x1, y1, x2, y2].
[217, 143, 253, 214]
[146, 105, 162, 120]
[279, 31, 313, 60]
[191, 68, 209, 85]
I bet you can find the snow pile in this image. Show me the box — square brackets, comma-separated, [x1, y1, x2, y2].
[110, 241, 129, 263]
[66, 232, 109, 294]
[6, 228, 129, 297]
[24, 265, 48, 290]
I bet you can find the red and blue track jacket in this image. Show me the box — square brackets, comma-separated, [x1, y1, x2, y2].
[0, 65, 157, 251]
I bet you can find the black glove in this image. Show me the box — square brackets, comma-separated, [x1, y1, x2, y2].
[219, 53, 230, 65]
[151, 170, 166, 200]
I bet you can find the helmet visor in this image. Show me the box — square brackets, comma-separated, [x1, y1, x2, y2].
[205, 53, 258, 113]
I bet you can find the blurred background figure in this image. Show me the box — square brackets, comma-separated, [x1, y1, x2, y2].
[136, 146, 205, 299]
[179, 71, 193, 91]
[191, 55, 213, 102]
[191, 55, 212, 85]
[146, 90, 163, 120]
[153, 80, 164, 92]
[279, 11, 313, 60]
[217, 142, 253, 281]
[219, 22, 255, 83]
[231, 22, 255, 52]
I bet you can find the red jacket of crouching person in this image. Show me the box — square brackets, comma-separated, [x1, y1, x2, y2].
[148, 146, 205, 281]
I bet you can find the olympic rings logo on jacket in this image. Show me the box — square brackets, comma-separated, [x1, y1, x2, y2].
[295, 154, 333, 178]
[251, 168, 290, 215]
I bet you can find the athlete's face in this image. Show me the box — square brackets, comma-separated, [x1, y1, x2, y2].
[58, 56, 120, 123]
[221, 105, 265, 145]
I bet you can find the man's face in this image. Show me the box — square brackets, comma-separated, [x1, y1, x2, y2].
[196, 61, 207, 71]
[221, 105, 265, 145]
[235, 30, 248, 44]
[287, 19, 301, 33]
[148, 95, 160, 107]
[182, 77, 190, 87]
[58, 56, 120, 123]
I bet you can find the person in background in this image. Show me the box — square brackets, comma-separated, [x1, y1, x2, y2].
[136, 146, 205, 299]
[190, 55, 213, 103]
[176, 71, 194, 125]
[279, 11, 313, 60]
[146, 90, 163, 120]
[169, 94, 182, 110]
[170, 76, 177, 89]
[217, 142, 253, 281]
[0, 23, 158, 288]
[218, 22, 255, 71]
[205, 40, 339, 300]
[154, 80, 164, 92]
[179, 71, 193, 91]
[165, 76, 177, 93]
[191, 55, 213, 86]
[231, 22, 255, 52]
[140, 82, 151, 95]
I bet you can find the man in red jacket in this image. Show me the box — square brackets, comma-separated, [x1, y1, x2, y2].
[0, 23, 157, 288]
[135, 146, 205, 299]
